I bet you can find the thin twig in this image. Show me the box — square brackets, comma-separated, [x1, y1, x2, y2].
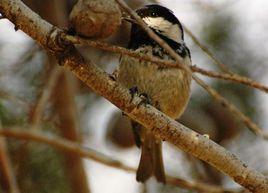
[1, 0, 268, 191]
[114, 0, 267, 139]
[191, 66, 268, 93]
[12, 43, 41, 73]
[65, 34, 185, 70]
[119, 1, 268, 100]
[184, 22, 268, 138]
[65, 35, 268, 93]
[0, 91, 29, 108]
[183, 24, 232, 74]
[193, 75, 268, 138]
[0, 129, 242, 193]
[0, 128, 20, 193]
[31, 66, 61, 127]
[115, 0, 190, 73]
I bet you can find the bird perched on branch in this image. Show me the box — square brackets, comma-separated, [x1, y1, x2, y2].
[118, 4, 192, 183]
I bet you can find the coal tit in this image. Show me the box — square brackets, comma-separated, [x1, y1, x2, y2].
[118, 4, 192, 183]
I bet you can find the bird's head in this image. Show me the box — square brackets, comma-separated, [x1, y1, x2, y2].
[136, 4, 184, 43]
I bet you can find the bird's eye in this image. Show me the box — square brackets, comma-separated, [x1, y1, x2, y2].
[151, 12, 157, 17]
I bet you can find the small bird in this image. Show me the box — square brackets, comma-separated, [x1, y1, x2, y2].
[118, 4, 192, 183]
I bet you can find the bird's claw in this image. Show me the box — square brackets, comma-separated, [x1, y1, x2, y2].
[138, 92, 151, 107]
[129, 87, 151, 107]
[129, 86, 139, 103]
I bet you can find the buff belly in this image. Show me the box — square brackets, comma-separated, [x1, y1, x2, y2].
[118, 54, 191, 119]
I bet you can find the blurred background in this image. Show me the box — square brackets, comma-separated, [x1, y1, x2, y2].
[0, 0, 268, 193]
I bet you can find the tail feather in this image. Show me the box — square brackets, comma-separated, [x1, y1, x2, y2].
[136, 133, 154, 182]
[153, 139, 166, 183]
[136, 127, 166, 183]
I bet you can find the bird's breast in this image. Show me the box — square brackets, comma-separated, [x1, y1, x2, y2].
[118, 49, 191, 119]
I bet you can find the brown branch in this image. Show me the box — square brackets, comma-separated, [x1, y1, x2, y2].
[0, 129, 242, 193]
[183, 24, 232, 74]
[31, 66, 61, 126]
[114, 0, 190, 73]
[0, 129, 134, 172]
[193, 75, 268, 138]
[34, 0, 91, 191]
[66, 35, 268, 93]
[1, 0, 268, 192]
[0, 91, 29, 109]
[12, 43, 40, 73]
[65, 34, 185, 68]
[191, 66, 268, 93]
[0, 131, 20, 193]
[53, 70, 91, 193]
[114, 0, 267, 140]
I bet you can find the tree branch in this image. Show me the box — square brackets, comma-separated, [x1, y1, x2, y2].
[193, 76, 268, 139]
[66, 35, 268, 93]
[183, 24, 232, 74]
[0, 0, 267, 192]
[114, 0, 267, 139]
[0, 133, 20, 193]
[30, 66, 61, 127]
[0, 129, 243, 193]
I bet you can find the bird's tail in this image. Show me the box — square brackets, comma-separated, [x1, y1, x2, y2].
[135, 127, 166, 183]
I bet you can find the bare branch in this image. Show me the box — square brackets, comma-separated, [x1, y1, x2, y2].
[31, 66, 61, 126]
[0, 130, 20, 193]
[0, 129, 243, 193]
[0, 91, 29, 108]
[191, 66, 268, 93]
[114, 0, 267, 140]
[66, 35, 268, 93]
[114, 0, 190, 73]
[183, 24, 232, 74]
[193, 75, 268, 138]
[0, 0, 268, 192]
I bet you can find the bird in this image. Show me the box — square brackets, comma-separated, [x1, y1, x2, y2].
[117, 4, 192, 183]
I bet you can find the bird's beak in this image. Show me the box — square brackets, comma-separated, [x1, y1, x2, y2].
[122, 16, 137, 24]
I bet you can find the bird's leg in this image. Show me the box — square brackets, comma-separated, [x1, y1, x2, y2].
[129, 86, 151, 107]
[121, 86, 139, 116]
[129, 86, 138, 96]
[129, 86, 139, 102]
[138, 92, 151, 107]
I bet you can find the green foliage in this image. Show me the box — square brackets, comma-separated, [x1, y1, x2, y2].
[8, 140, 71, 193]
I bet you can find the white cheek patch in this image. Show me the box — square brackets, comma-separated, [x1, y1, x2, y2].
[143, 17, 182, 43]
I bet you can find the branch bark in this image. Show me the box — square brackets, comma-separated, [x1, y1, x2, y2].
[0, 0, 267, 192]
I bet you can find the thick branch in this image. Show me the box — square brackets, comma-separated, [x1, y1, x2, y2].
[0, 0, 267, 192]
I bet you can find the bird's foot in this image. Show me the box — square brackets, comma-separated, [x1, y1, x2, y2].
[138, 92, 151, 107]
[129, 87, 151, 107]
[129, 86, 139, 102]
